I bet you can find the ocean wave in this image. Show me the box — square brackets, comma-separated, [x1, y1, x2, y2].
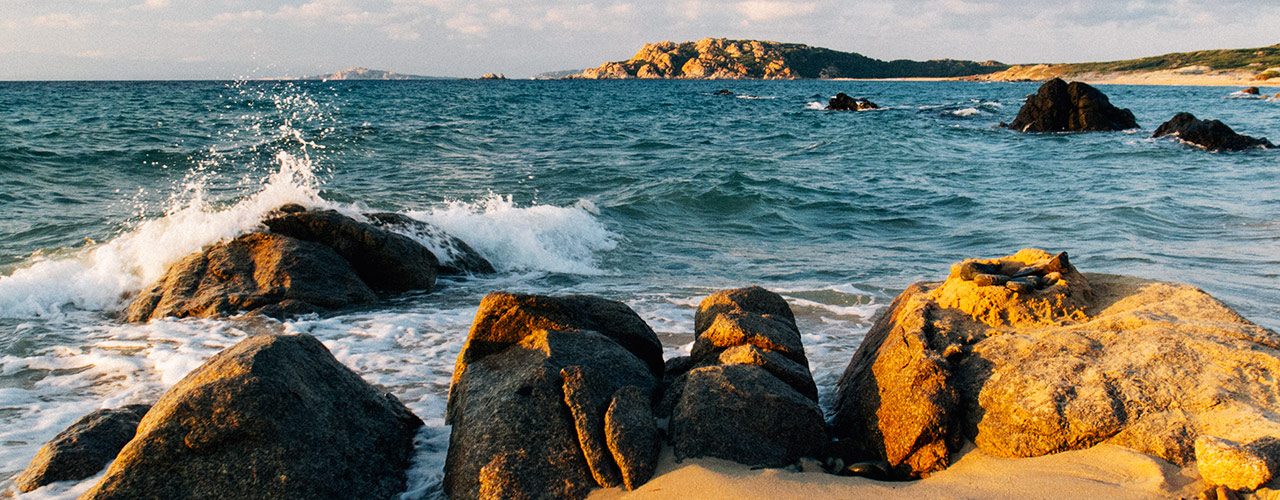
[949, 107, 982, 117]
[405, 195, 617, 276]
[0, 152, 326, 319]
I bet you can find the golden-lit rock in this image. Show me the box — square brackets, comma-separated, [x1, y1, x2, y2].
[832, 249, 1280, 479]
[1196, 435, 1278, 491]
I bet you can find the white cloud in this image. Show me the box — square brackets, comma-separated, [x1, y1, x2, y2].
[31, 13, 93, 29]
[735, 1, 817, 21]
[445, 13, 488, 35]
[130, 0, 171, 11]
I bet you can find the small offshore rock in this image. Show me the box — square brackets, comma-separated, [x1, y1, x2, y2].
[1152, 112, 1274, 152]
[972, 274, 1009, 287]
[1195, 435, 1276, 491]
[1006, 78, 1138, 132]
[15, 405, 151, 492]
[713, 89, 733, 95]
[827, 93, 879, 111]
[1243, 86, 1261, 95]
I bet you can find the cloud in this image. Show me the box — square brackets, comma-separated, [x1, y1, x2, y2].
[735, 0, 817, 21]
[31, 13, 93, 29]
[77, 50, 110, 58]
[130, 0, 171, 11]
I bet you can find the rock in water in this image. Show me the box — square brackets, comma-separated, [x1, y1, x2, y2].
[124, 233, 377, 322]
[364, 212, 495, 275]
[666, 287, 826, 467]
[1243, 86, 1261, 95]
[444, 293, 663, 500]
[826, 93, 879, 111]
[1153, 112, 1274, 151]
[831, 248, 1280, 479]
[262, 208, 438, 292]
[15, 405, 150, 492]
[80, 334, 423, 500]
[1006, 78, 1138, 132]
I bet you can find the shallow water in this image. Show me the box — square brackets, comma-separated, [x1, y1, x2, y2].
[0, 80, 1276, 497]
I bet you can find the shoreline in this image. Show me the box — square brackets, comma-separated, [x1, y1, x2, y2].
[589, 443, 1205, 500]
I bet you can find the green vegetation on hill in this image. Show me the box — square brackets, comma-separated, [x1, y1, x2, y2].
[1054, 44, 1280, 73]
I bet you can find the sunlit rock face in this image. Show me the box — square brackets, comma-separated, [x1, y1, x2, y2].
[832, 249, 1280, 480]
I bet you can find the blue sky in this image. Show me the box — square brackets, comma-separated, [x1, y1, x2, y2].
[1, 0, 1276, 79]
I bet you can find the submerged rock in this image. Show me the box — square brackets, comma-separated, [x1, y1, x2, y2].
[263, 208, 438, 291]
[666, 286, 826, 467]
[124, 232, 377, 322]
[364, 212, 495, 275]
[1006, 78, 1138, 132]
[15, 405, 150, 492]
[1153, 112, 1273, 151]
[832, 249, 1280, 479]
[80, 334, 422, 500]
[444, 293, 663, 500]
[827, 93, 879, 111]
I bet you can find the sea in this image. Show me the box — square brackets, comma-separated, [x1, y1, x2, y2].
[0, 79, 1276, 498]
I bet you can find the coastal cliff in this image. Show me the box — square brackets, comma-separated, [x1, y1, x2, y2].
[572, 38, 1007, 80]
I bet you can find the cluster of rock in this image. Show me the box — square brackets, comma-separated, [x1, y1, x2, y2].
[1006, 78, 1272, 152]
[124, 204, 491, 322]
[829, 248, 1280, 495]
[826, 93, 879, 111]
[16, 334, 423, 498]
[443, 287, 828, 499]
[479, 73, 506, 80]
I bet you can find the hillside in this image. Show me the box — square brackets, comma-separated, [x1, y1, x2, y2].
[571, 38, 1007, 80]
[966, 44, 1280, 83]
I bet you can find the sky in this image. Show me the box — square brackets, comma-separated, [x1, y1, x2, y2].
[1, 0, 1277, 80]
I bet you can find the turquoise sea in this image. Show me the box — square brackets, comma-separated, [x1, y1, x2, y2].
[0, 80, 1276, 497]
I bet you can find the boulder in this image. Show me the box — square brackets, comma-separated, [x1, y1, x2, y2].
[80, 334, 423, 500]
[666, 287, 826, 467]
[827, 93, 879, 111]
[1153, 112, 1274, 151]
[1196, 435, 1279, 491]
[262, 208, 438, 292]
[832, 249, 1280, 480]
[364, 212, 495, 276]
[15, 405, 150, 492]
[1244, 86, 1262, 95]
[1006, 78, 1138, 132]
[124, 232, 377, 322]
[444, 293, 663, 500]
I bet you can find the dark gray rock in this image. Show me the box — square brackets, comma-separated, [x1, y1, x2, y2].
[15, 405, 150, 492]
[1006, 78, 1138, 132]
[715, 344, 819, 402]
[826, 93, 879, 111]
[669, 364, 826, 467]
[80, 334, 423, 500]
[605, 386, 661, 491]
[1153, 112, 1274, 151]
[263, 208, 438, 292]
[364, 212, 495, 276]
[124, 233, 376, 322]
[445, 293, 662, 500]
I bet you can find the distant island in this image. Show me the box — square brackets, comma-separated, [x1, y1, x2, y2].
[286, 67, 450, 81]
[569, 38, 1007, 79]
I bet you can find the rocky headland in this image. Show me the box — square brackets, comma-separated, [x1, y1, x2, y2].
[572, 38, 1006, 80]
[962, 44, 1280, 86]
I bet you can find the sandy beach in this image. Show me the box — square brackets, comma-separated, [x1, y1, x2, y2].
[591, 443, 1204, 500]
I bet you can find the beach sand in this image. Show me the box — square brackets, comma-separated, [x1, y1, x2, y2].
[590, 443, 1204, 500]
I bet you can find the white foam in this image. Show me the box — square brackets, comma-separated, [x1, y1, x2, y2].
[950, 107, 981, 117]
[804, 102, 825, 110]
[0, 152, 327, 319]
[405, 195, 618, 275]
